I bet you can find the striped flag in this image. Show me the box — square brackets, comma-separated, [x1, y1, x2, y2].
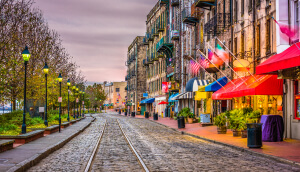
[190, 60, 200, 74]
[199, 55, 210, 68]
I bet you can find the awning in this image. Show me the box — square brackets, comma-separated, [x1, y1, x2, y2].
[212, 75, 283, 100]
[173, 92, 193, 100]
[195, 92, 212, 100]
[169, 93, 179, 102]
[140, 98, 155, 104]
[186, 77, 210, 92]
[205, 77, 228, 92]
[256, 42, 300, 75]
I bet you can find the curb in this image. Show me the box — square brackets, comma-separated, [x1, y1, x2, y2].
[145, 118, 300, 168]
[7, 117, 96, 172]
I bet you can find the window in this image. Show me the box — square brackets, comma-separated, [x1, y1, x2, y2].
[241, 31, 245, 59]
[234, 37, 237, 56]
[241, 0, 244, 15]
[234, 0, 238, 22]
[116, 88, 120, 92]
[248, 0, 253, 12]
[294, 1, 300, 42]
[266, 18, 271, 54]
[255, 24, 261, 56]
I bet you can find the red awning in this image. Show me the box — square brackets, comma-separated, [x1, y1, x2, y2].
[212, 75, 283, 100]
[256, 42, 300, 75]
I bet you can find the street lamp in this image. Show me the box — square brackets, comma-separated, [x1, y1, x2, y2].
[76, 86, 79, 118]
[72, 86, 76, 118]
[21, 46, 31, 134]
[43, 62, 49, 127]
[67, 79, 71, 122]
[80, 90, 83, 117]
[82, 90, 85, 117]
[58, 73, 62, 132]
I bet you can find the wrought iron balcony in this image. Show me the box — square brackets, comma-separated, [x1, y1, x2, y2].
[171, 30, 180, 40]
[171, 0, 179, 6]
[152, 28, 159, 37]
[143, 59, 149, 66]
[147, 56, 153, 64]
[194, 0, 216, 10]
[204, 13, 231, 35]
[156, 36, 173, 58]
[160, 0, 169, 5]
[156, 22, 165, 32]
[182, 6, 202, 26]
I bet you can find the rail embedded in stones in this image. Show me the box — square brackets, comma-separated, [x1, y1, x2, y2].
[0, 130, 44, 144]
[0, 139, 14, 153]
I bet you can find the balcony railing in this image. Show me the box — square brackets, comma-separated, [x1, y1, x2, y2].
[194, 0, 216, 8]
[160, 0, 169, 5]
[182, 6, 202, 25]
[204, 13, 231, 35]
[156, 22, 165, 32]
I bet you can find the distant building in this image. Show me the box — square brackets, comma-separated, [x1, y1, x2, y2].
[104, 82, 127, 109]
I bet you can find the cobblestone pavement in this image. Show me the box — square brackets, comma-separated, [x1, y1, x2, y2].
[28, 113, 300, 172]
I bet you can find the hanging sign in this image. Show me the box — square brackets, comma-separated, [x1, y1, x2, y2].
[143, 93, 148, 97]
[76, 98, 79, 103]
[162, 82, 169, 93]
[82, 101, 84, 105]
[58, 97, 62, 103]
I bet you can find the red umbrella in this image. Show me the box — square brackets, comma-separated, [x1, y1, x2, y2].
[158, 101, 168, 105]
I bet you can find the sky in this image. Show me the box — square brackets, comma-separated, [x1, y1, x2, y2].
[33, 0, 157, 83]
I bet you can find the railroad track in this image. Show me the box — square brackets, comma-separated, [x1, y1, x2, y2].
[84, 119, 149, 172]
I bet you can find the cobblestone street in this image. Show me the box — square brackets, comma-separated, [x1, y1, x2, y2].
[27, 113, 300, 172]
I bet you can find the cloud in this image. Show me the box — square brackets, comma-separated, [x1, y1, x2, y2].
[33, 0, 157, 82]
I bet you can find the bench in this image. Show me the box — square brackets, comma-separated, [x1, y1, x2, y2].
[44, 125, 59, 135]
[0, 130, 44, 144]
[61, 122, 70, 128]
[0, 140, 14, 153]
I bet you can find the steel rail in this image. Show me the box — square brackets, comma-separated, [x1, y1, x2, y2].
[117, 119, 150, 172]
[84, 119, 107, 172]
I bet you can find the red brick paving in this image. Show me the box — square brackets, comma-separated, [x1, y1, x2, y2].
[118, 113, 300, 163]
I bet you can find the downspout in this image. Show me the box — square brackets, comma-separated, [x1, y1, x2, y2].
[181, 0, 184, 92]
[135, 44, 138, 115]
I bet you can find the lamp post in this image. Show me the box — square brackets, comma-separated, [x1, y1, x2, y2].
[76, 86, 79, 118]
[79, 90, 82, 117]
[43, 62, 49, 126]
[72, 86, 76, 118]
[58, 73, 63, 133]
[21, 46, 31, 134]
[82, 90, 85, 117]
[67, 79, 71, 122]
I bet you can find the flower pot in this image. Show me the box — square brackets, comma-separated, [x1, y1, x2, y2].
[232, 129, 241, 137]
[217, 126, 227, 134]
[187, 118, 193, 124]
[241, 130, 247, 138]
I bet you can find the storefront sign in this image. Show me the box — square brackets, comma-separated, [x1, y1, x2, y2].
[162, 82, 168, 93]
[143, 93, 148, 97]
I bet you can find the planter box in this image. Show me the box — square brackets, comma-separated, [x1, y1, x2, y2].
[0, 130, 44, 144]
[70, 120, 77, 125]
[0, 140, 14, 153]
[44, 125, 59, 135]
[61, 122, 70, 128]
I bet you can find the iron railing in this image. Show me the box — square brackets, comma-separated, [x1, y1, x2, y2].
[204, 13, 231, 34]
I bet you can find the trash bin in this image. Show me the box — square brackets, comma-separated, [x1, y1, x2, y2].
[145, 112, 149, 118]
[131, 112, 135, 117]
[119, 109, 121, 114]
[165, 108, 169, 118]
[125, 112, 127, 116]
[247, 123, 262, 148]
[177, 116, 185, 129]
[153, 113, 158, 120]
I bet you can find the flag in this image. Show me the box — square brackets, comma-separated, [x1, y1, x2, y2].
[272, 17, 297, 40]
[190, 60, 200, 74]
[208, 49, 213, 60]
[215, 44, 229, 63]
[199, 55, 210, 68]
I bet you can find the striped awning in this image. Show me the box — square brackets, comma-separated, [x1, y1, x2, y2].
[186, 77, 210, 92]
[172, 92, 193, 100]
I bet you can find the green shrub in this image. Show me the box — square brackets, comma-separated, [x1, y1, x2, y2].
[214, 113, 227, 127]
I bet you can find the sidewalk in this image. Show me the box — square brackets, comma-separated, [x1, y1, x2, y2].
[122, 114, 300, 164]
[0, 116, 94, 172]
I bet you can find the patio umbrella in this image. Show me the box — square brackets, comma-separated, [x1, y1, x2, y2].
[158, 101, 168, 105]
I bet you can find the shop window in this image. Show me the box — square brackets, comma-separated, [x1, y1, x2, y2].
[295, 81, 300, 119]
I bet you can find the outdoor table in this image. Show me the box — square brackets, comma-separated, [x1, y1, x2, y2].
[261, 115, 284, 142]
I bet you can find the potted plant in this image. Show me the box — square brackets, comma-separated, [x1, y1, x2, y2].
[228, 109, 242, 137]
[214, 112, 227, 134]
[187, 112, 194, 124]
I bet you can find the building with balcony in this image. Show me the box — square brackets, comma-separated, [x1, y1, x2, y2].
[126, 36, 146, 114]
